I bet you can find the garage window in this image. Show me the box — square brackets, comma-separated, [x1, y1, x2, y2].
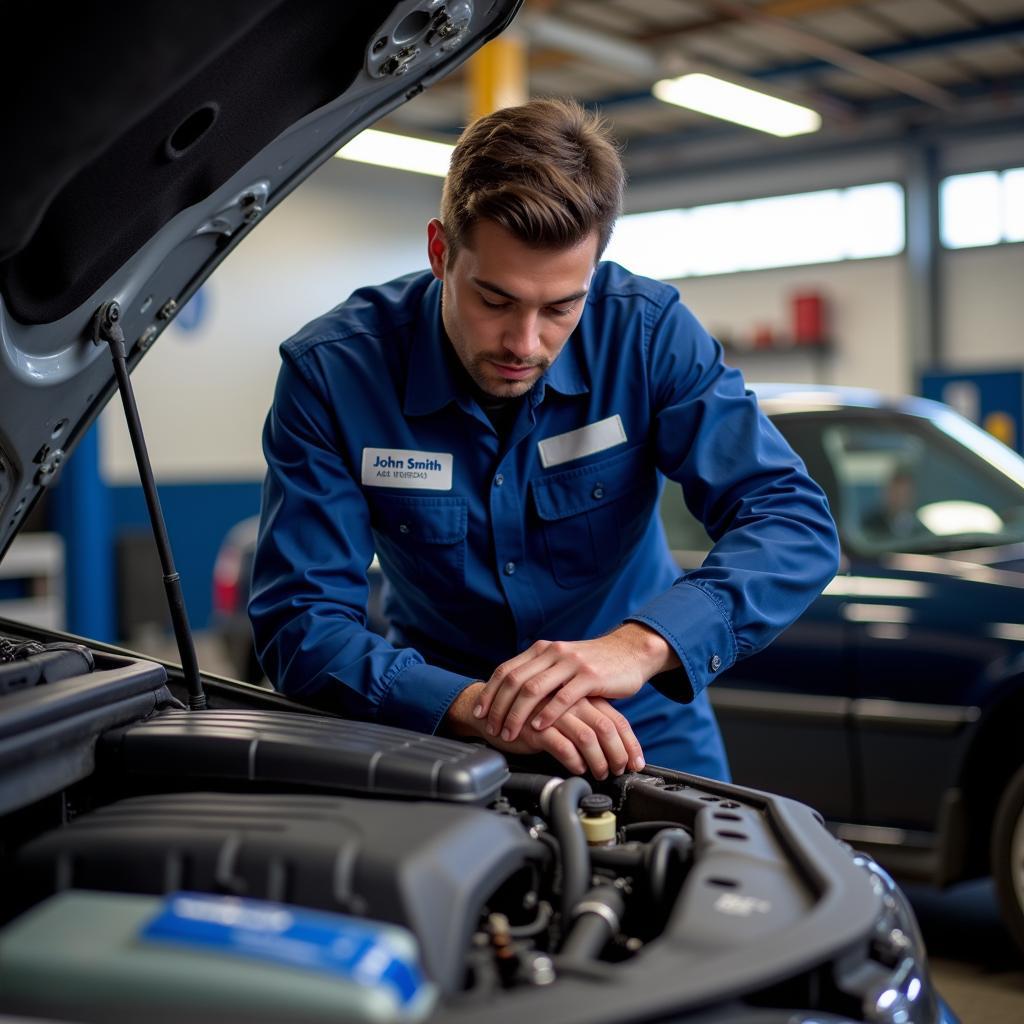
[940, 167, 1024, 249]
[603, 182, 905, 279]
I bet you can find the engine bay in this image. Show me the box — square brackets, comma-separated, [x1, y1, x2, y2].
[0, 634, 938, 1023]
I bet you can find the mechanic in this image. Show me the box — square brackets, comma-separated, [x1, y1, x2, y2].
[249, 98, 840, 782]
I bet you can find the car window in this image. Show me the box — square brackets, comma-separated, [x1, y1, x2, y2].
[660, 408, 1024, 557]
[816, 416, 1024, 554]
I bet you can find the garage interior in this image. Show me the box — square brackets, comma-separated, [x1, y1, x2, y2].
[2, 2, 1023, 1021]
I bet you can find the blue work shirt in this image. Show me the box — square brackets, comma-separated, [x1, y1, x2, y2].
[249, 262, 840, 779]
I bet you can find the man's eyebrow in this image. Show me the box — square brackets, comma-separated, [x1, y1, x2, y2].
[472, 277, 588, 306]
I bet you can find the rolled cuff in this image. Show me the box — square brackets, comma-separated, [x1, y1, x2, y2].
[376, 658, 476, 735]
[625, 580, 737, 703]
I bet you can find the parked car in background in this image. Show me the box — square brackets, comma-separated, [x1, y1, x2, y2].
[213, 515, 389, 683]
[661, 384, 1024, 955]
[217, 382, 1024, 955]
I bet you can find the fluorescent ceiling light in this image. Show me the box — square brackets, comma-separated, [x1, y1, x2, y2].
[653, 73, 821, 137]
[335, 129, 453, 176]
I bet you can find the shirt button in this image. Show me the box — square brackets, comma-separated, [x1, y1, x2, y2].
[398, 523, 410, 535]
[504, 561, 517, 576]
[709, 654, 722, 672]
[494, 473, 504, 487]
[592, 483, 604, 500]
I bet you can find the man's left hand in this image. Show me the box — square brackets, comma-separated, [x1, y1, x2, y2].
[473, 623, 679, 746]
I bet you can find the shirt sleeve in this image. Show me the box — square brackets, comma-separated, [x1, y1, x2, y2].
[248, 353, 473, 734]
[625, 298, 840, 702]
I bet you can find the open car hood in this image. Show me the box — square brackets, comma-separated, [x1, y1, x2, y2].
[0, 0, 521, 559]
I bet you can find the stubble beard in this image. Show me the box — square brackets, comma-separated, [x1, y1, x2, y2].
[441, 291, 549, 398]
[467, 355, 549, 399]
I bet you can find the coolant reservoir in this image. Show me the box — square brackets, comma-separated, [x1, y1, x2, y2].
[0, 890, 436, 1022]
[579, 793, 617, 846]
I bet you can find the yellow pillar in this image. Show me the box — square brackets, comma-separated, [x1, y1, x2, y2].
[467, 33, 528, 120]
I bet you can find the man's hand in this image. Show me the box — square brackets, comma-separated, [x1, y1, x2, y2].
[445, 682, 644, 779]
[473, 624, 679, 748]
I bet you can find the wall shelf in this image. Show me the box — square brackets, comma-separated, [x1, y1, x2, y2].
[0, 532, 65, 630]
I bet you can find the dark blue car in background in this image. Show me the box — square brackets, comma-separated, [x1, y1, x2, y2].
[216, 382, 1024, 954]
[660, 384, 1024, 955]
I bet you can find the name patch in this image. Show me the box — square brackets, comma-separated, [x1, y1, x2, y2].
[537, 415, 627, 468]
[361, 447, 453, 490]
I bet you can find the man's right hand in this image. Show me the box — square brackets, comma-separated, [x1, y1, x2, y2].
[444, 682, 644, 780]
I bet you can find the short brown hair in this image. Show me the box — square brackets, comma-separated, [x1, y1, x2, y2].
[441, 98, 624, 261]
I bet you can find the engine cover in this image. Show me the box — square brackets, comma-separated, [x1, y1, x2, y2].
[15, 790, 539, 993]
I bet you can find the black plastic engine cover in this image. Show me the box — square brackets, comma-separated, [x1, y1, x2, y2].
[0, 648, 176, 816]
[15, 790, 540, 994]
[99, 708, 509, 804]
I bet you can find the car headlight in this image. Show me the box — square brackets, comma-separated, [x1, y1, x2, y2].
[846, 851, 941, 1024]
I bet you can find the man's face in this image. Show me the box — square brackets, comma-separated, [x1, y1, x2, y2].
[428, 218, 598, 398]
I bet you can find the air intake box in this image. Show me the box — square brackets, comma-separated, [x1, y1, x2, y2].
[99, 707, 509, 804]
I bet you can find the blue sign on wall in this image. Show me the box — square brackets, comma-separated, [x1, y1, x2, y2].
[175, 286, 209, 334]
[920, 368, 1024, 455]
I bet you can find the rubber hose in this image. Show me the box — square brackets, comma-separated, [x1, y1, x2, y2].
[589, 843, 646, 871]
[622, 820, 688, 841]
[560, 884, 626, 961]
[647, 828, 693, 905]
[549, 776, 593, 918]
[503, 772, 562, 814]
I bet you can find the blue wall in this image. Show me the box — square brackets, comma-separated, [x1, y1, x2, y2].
[52, 425, 116, 641]
[51, 419, 264, 639]
[110, 480, 264, 632]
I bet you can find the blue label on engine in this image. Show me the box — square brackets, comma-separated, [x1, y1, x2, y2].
[140, 892, 425, 1008]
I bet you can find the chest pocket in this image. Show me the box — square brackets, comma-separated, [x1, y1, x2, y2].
[370, 495, 467, 591]
[531, 447, 657, 589]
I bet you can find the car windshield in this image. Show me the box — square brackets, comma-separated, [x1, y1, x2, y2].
[660, 406, 1024, 556]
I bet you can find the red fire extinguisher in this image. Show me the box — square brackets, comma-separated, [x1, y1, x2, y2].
[791, 291, 827, 346]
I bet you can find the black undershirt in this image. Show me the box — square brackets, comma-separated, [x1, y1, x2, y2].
[475, 388, 523, 439]
[444, 339, 524, 440]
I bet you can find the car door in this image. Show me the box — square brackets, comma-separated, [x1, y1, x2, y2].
[660, 413, 856, 821]
[812, 413, 1011, 839]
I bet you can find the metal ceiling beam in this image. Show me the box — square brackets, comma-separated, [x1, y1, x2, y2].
[624, 77, 1024, 158]
[517, 11, 851, 117]
[631, 0, 872, 43]
[621, 108, 1024, 189]
[702, 0, 956, 109]
[763, 0, 872, 15]
[517, 11, 660, 78]
[749, 18, 1024, 81]
[518, 13, 1024, 91]
[428, 12, 1024, 100]
[410, 12, 1024, 146]
[562, 23, 1024, 121]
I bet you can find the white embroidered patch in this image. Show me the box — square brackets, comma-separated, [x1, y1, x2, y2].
[361, 448, 453, 490]
[537, 414, 627, 468]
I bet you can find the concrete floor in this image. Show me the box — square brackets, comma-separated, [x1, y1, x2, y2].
[907, 880, 1024, 1024]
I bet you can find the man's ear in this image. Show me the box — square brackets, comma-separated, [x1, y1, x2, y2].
[427, 219, 448, 280]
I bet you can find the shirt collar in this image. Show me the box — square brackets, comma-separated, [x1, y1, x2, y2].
[403, 276, 590, 417]
[538, 331, 589, 400]
[404, 278, 459, 417]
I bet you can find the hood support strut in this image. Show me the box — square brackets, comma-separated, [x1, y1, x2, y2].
[92, 300, 207, 710]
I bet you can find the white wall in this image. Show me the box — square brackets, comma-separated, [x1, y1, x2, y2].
[100, 158, 443, 483]
[669, 257, 908, 394]
[942, 245, 1024, 366]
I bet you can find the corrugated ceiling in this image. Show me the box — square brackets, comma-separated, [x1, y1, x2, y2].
[382, 0, 1024, 183]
